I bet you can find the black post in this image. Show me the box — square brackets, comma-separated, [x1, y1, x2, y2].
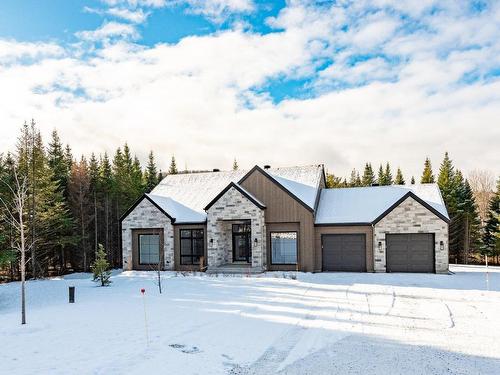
[69, 286, 75, 303]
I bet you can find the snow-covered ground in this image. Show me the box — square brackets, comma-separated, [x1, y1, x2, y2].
[1, 265, 500, 375]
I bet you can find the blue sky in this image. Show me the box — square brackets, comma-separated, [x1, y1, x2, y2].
[0, 0, 499, 177]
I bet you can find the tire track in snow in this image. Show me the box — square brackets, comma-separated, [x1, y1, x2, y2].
[444, 302, 455, 329]
[229, 285, 321, 375]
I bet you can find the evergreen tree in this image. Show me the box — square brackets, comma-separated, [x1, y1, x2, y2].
[15, 122, 73, 277]
[47, 130, 71, 197]
[232, 158, 239, 171]
[395, 168, 405, 185]
[361, 163, 375, 186]
[377, 164, 386, 185]
[326, 173, 344, 188]
[91, 244, 112, 286]
[144, 151, 159, 193]
[68, 156, 92, 271]
[89, 153, 100, 254]
[437, 152, 455, 211]
[482, 178, 500, 259]
[384, 163, 393, 185]
[169, 155, 178, 174]
[349, 169, 361, 187]
[421, 157, 435, 183]
[99, 153, 113, 261]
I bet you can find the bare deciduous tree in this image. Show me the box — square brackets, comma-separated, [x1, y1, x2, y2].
[468, 169, 495, 224]
[0, 168, 32, 324]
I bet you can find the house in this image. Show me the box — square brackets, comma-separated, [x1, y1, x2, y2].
[120, 165, 450, 273]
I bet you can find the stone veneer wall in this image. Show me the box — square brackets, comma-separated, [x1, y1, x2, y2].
[206, 186, 266, 268]
[121, 198, 174, 271]
[373, 196, 449, 273]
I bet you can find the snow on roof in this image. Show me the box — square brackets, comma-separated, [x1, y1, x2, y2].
[315, 183, 449, 225]
[150, 165, 323, 222]
[146, 194, 206, 223]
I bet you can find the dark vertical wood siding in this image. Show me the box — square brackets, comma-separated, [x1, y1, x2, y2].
[240, 169, 317, 271]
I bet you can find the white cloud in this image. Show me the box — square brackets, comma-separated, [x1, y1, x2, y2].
[0, 0, 499, 180]
[181, 0, 254, 21]
[76, 21, 139, 41]
[0, 40, 65, 64]
[107, 7, 149, 23]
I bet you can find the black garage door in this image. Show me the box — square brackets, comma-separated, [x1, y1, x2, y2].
[322, 234, 366, 271]
[386, 233, 434, 273]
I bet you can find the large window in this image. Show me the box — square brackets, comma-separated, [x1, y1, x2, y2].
[180, 229, 204, 265]
[139, 234, 160, 265]
[271, 232, 298, 265]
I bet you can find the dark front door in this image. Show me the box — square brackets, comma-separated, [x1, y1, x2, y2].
[232, 223, 251, 263]
[322, 234, 366, 272]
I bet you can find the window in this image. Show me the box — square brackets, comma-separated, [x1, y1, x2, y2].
[271, 232, 298, 264]
[180, 229, 204, 265]
[139, 234, 160, 265]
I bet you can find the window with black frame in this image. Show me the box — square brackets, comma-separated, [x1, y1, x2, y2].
[180, 229, 204, 265]
[270, 232, 298, 265]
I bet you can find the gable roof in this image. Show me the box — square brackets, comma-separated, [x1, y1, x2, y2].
[147, 165, 323, 223]
[204, 182, 266, 211]
[119, 194, 176, 223]
[239, 165, 323, 212]
[315, 184, 450, 225]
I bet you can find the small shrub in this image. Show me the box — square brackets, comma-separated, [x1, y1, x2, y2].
[91, 244, 112, 286]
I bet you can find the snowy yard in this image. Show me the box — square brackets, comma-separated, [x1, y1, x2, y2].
[1, 266, 500, 375]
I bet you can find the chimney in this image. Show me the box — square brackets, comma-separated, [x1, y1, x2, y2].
[213, 168, 220, 172]
[263, 165, 271, 170]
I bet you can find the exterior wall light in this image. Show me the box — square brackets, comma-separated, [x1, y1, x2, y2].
[210, 238, 214, 244]
[440, 241, 444, 250]
[254, 238, 258, 244]
[378, 241, 382, 251]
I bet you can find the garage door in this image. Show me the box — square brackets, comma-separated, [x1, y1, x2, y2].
[386, 233, 434, 273]
[322, 234, 366, 271]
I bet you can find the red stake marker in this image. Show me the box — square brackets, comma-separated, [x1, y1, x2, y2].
[141, 288, 149, 345]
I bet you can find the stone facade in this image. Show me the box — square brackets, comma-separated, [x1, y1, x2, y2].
[121, 198, 174, 271]
[373, 196, 449, 273]
[206, 186, 266, 269]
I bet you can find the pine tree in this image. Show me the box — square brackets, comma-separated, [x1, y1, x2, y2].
[15, 122, 73, 277]
[437, 152, 455, 210]
[169, 155, 178, 174]
[377, 164, 386, 185]
[349, 169, 361, 187]
[326, 173, 343, 188]
[361, 163, 375, 186]
[47, 130, 71, 197]
[384, 163, 393, 185]
[91, 244, 112, 286]
[89, 154, 100, 254]
[233, 158, 239, 171]
[482, 178, 500, 259]
[395, 168, 405, 185]
[68, 156, 92, 271]
[144, 151, 159, 193]
[99, 153, 113, 262]
[421, 157, 435, 183]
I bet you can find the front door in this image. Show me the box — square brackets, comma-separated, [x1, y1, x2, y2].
[232, 223, 251, 263]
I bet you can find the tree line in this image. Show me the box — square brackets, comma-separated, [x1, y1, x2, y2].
[326, 153, 500, 264]
[1, 122, 499, 281]
[0, 121, 182, 280]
